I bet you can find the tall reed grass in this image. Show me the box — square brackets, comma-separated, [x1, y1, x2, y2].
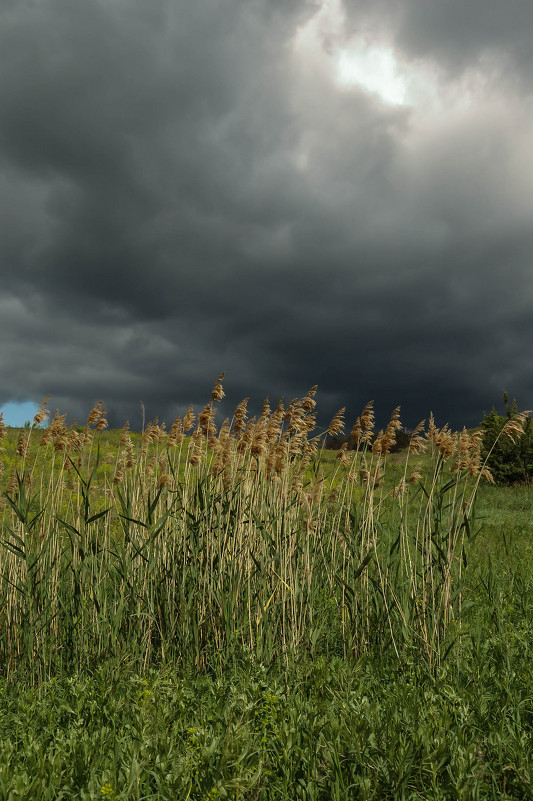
[0, 379, 529, 683]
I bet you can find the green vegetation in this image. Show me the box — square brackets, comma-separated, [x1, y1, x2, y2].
[480, 392, 533, 486]
[0, 383, 532, 799]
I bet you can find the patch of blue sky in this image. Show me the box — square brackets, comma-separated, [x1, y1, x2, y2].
[0, 401, 40, 428]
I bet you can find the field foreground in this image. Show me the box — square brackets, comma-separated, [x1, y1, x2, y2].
[0, 384, 532, 798]
[1, 629, 532, 801]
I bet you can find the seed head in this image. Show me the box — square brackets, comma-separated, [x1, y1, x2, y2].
[300, 385, 318, 414]
[480, 467, 495, 484]
[123, 442, 135, 469]
[260, 397, 271, 420]
[381, 406, 402, 455]
[350, 417, 362, 447]
[7, 472, 18, 495]
[86, 401, 104, 428]
[336, 442, 350, 466]
[33, 402, 50, 428]
[251, 419, 268, 459]
[183, 405, 195, 433]
[393, 479, 407, 497]
[409, 469, 422, 484]
[119, 422, 131, 448]
[327, 408, 345, 438]
[372, 431, 384, 455]
[408, 420, 426, 454]
[285, 399, 306, 435]
[360, 401, 374, 434]
[266, 403, 284, 444]
[198, 402, 217, 437]
[188, 429, 203, 466]
[95, 410, 108, 432]
[501, 411, 531, 443]
[211, 371, 226, 403]
[237, 418, 255, 454]
[168, 416, 184, 447]
[232, 398, 249, 437]
[157, 472, 171, 490]
[68, 429, 82, 452]
[17, 431, 30, 458]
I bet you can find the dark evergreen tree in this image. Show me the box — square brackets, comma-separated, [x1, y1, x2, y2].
[480, 392, 533, 485]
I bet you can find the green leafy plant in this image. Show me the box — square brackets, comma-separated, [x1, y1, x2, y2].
[480, 392, 533, 485]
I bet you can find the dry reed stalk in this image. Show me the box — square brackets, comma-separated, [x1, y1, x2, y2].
[67, 429, 82, 453]
[6, 472, 18, 495]
[113, 462, 124, 485]
[187, 429, 204, 466]
[118, 420, 130, 444]
[409, 468, 422, 483]
[251, 418, 268, 460]
[123, 440, 135, 469]
[259, 396, 271, 421]
[466, 429, 484, 476]
[381, 406, 402, 455]
[211, 419, 231, 476]
[95, 410, 108, 432]
[408, 420, 426, 454]
[232, 398, 249, 436]
[336, 443, 350, 467]
[33, 396, 50, 428]
[142, 420, 162, 447]
[451, 428, 470, 474]
[1, 378, 502, 676]
[350, 417, 362, 448]
[198, 402, 217, 438]
[236, 419, 255, 455]
[167, 416, 184, 447]
[271, 439, 289, 476]
[500, 410, 531, 443]
[285, 398, 307, 435]
[372, 431, 384, 456]
[266, 403, 284, 446]
[16, 430, 30, 459]
[327, 408, 345, 438]
[360, 401, 375, 444]
[221, 428, 235, 487]
[157, 470, 172, 490]
[211, 371, 226, 402]
[183, 405, 195, 432]
[433, 424, 456, 460]
[86, 401, 104, 428]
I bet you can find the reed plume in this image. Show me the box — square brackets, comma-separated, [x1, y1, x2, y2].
[211, 371, 226, 403]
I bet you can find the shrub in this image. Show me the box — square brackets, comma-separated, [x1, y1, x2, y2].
[480, 393, 533, 485]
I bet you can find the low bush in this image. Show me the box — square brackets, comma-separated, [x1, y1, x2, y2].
[480, 393, 533, 485]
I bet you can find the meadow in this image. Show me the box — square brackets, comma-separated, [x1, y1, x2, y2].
[0, 379, 532, 799]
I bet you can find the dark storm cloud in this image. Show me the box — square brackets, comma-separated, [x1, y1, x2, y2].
[396, 1, 533, 81]
[344, 0, 533, 81]
[1, 0, 532, 431]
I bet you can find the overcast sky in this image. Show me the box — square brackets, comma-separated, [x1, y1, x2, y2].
[2, 0, 533, 431]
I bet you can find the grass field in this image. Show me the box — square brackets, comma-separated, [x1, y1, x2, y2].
[0, 384, 532, 799]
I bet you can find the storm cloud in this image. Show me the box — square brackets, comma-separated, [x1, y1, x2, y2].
[1, 0, 532, 430]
